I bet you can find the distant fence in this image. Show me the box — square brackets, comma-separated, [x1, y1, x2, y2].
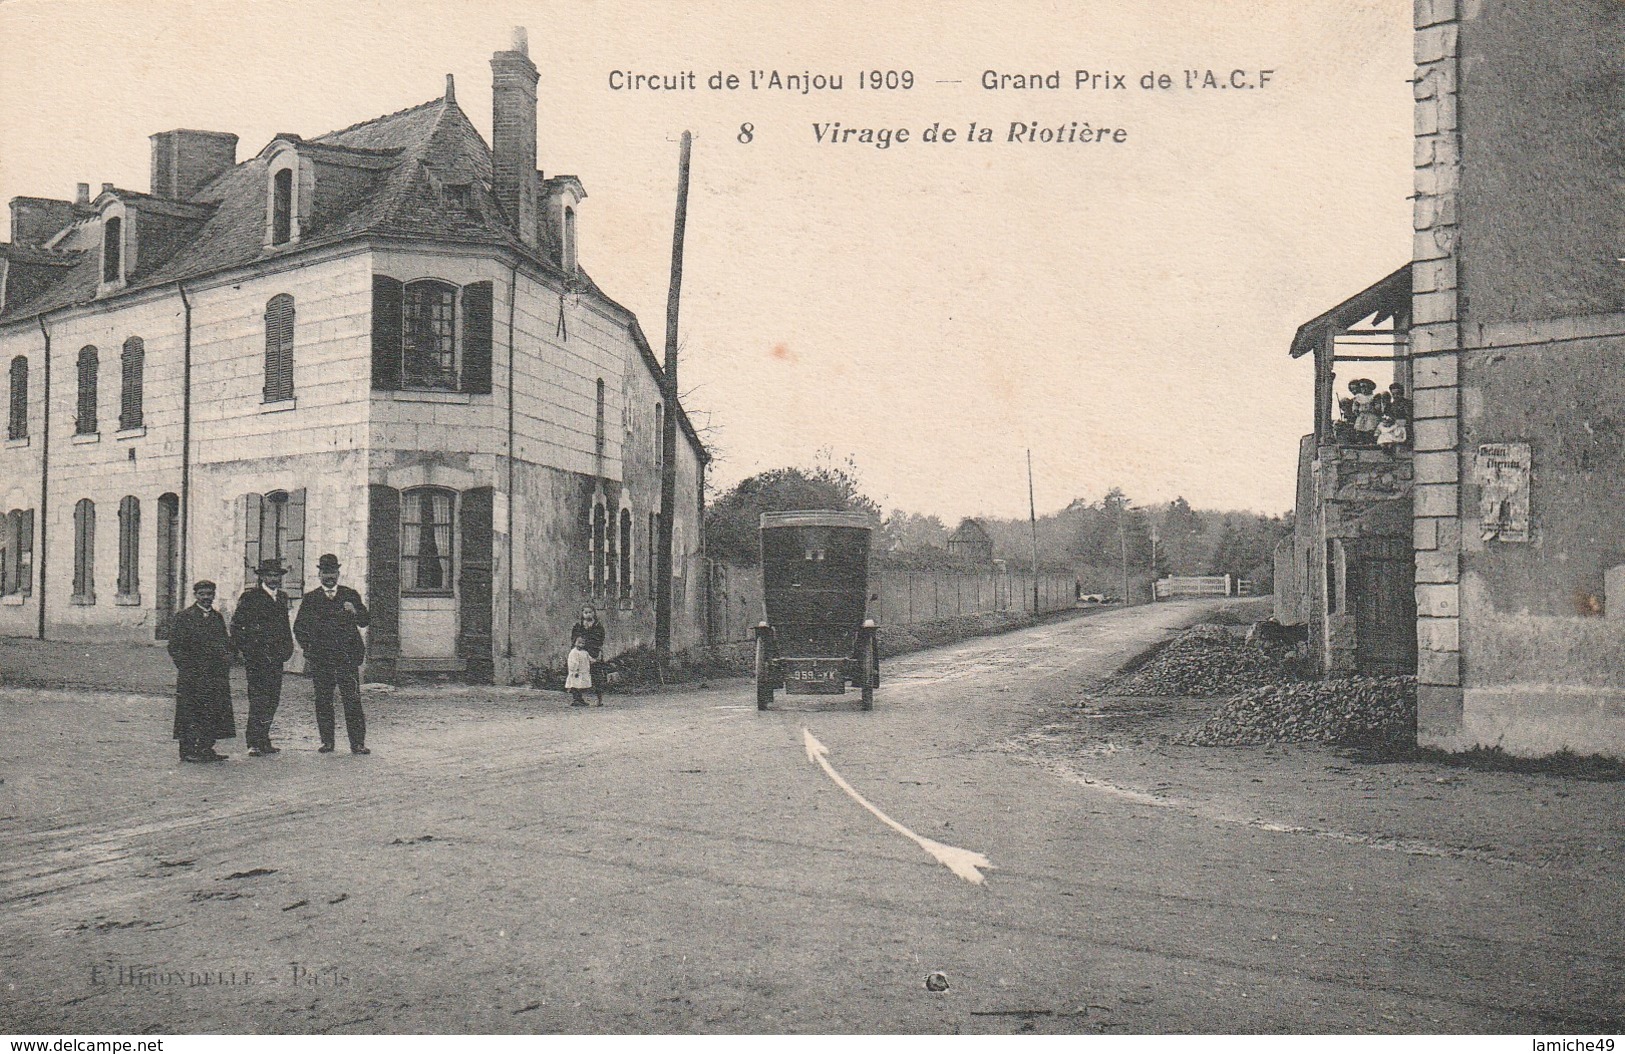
[706, 561, 1075, 646]
[1153, 574, 1252, 599]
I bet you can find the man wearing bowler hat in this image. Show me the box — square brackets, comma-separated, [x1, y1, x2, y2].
[231, 558, 295, 756]
[293, 553, 372, 755]
[168, 580, 236, 763]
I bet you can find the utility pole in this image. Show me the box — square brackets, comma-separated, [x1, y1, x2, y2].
[1149, 526, 1158, 603]
[1117, 503, 1130, 607]
[654, 131, 691, 669]
[1027, 449, 1039, 613]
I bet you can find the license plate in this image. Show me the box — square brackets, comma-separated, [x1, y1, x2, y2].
[784, 663, 844, 695]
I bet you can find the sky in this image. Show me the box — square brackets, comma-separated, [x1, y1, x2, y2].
[0, 0, 1414, 521]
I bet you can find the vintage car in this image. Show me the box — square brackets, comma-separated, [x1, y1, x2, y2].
[754, 510, 880, 710]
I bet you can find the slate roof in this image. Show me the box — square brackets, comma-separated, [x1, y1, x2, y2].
[0, 89, 708, 461]
[0, 96, 532, 322]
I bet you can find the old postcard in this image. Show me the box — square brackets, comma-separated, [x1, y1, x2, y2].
[1, 0, 1620, 1041]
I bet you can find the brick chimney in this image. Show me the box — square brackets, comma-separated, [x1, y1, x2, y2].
[9, 197, 78, 246]
[490, 27, 539, 248]
[150, 130, 239, 199]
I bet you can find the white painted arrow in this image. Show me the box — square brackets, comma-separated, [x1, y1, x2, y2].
[803, 728, 994, 885]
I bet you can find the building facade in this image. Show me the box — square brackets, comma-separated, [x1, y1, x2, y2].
[1408, 0, 1623, 755]
[1279, 267, 1419, 678]
[0, 33, 708, 684]
[1280, 2, 1623, 755]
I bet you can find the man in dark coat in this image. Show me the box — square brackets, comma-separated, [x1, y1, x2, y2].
[168, 580, 235, 763]
[293, 553, 372, 754]
[231, 558, 295, 756]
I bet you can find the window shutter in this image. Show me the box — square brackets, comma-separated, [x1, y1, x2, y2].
[366, 484, 401, 680]
[462, 280, 493, 395]
[264, 296, 295, 402]
[243, 492, 263, 590]
[1, 513, 13, 597]
[371, 276, 403, 391]
[19, 509, 33, 596]
[118, 496, 140, 596]
[77, 347, 98, 435]
[285, 488, 306, 598]
[458, 486, 494, 683]
[10, 357, 28, 440]
[121, 338, 144, 429]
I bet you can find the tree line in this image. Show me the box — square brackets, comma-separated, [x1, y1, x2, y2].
[704, 463, 1289, 601]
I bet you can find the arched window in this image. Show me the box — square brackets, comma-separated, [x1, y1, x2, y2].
[76, 346, 98, 435]
[102, 217, 122, 283]
[401, 487, 455, 594]
[563, 206, 577, 272]
[264, 295, 295, 403]
[72, 498, 95, 603]
[648, 511, 659, 593]
[117, 495, 140, 598]
[594, 378, 606, 455]
[7, 356, 26, 440]
[591, 500, 608, 598]
[402, 280, 458, 390]
[271, 168, 294, 246]
[618, 507, 633, 600]
[1, 508, 34, 598]
[242, 489, 306, 597]
[119, 338, 144, 430]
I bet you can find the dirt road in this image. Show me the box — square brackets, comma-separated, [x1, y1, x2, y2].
[1, 600, 1620, 1034]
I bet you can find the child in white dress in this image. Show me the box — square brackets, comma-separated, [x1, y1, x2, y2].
[565, 635, 594, 706]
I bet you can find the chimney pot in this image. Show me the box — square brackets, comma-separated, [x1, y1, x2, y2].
[511, 26, 528, 55]
[76, 183, 90, 205]
[101, 182, 115, 194]
[445, 73, 456, 102]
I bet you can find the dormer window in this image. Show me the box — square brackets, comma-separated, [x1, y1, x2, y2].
[563, 206, 578, 273]
[102, 217, 122, 283]
[264, 146, 304, 248]
[271, 168, 293, 245]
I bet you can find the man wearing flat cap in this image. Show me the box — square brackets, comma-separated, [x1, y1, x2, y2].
[168, 580, 235, 763]
[293, 553, 372, 755]
[231, 558, 295, 756]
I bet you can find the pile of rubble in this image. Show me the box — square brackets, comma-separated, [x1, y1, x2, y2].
[1178, 676, 1417, 747]
[1108, 624, 1295, 697]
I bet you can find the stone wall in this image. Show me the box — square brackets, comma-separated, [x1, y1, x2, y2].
[1413, 0, 1625, 756]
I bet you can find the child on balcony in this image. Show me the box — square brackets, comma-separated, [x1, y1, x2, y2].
[1377, 414, 1409, 453]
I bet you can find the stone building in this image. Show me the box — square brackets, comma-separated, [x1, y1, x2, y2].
[1280, 2, 1622, 754]
[1277, 265, 1418, 677]
[0, 31, 709, 684]
[1407, 0, 1623, 755]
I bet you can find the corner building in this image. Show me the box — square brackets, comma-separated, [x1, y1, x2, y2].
[0, 33, 709, 683]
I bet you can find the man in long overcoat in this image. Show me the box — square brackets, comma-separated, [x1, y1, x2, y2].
[168, 580, 235, 763]
[293, 553, 372, 754]
[231, 558, 295, 756]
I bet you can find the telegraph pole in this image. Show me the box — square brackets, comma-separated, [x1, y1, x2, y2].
[1117, 504, 1130, 607]
[1027, 449, 1039, 612]
[654, 131, 691, 668]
